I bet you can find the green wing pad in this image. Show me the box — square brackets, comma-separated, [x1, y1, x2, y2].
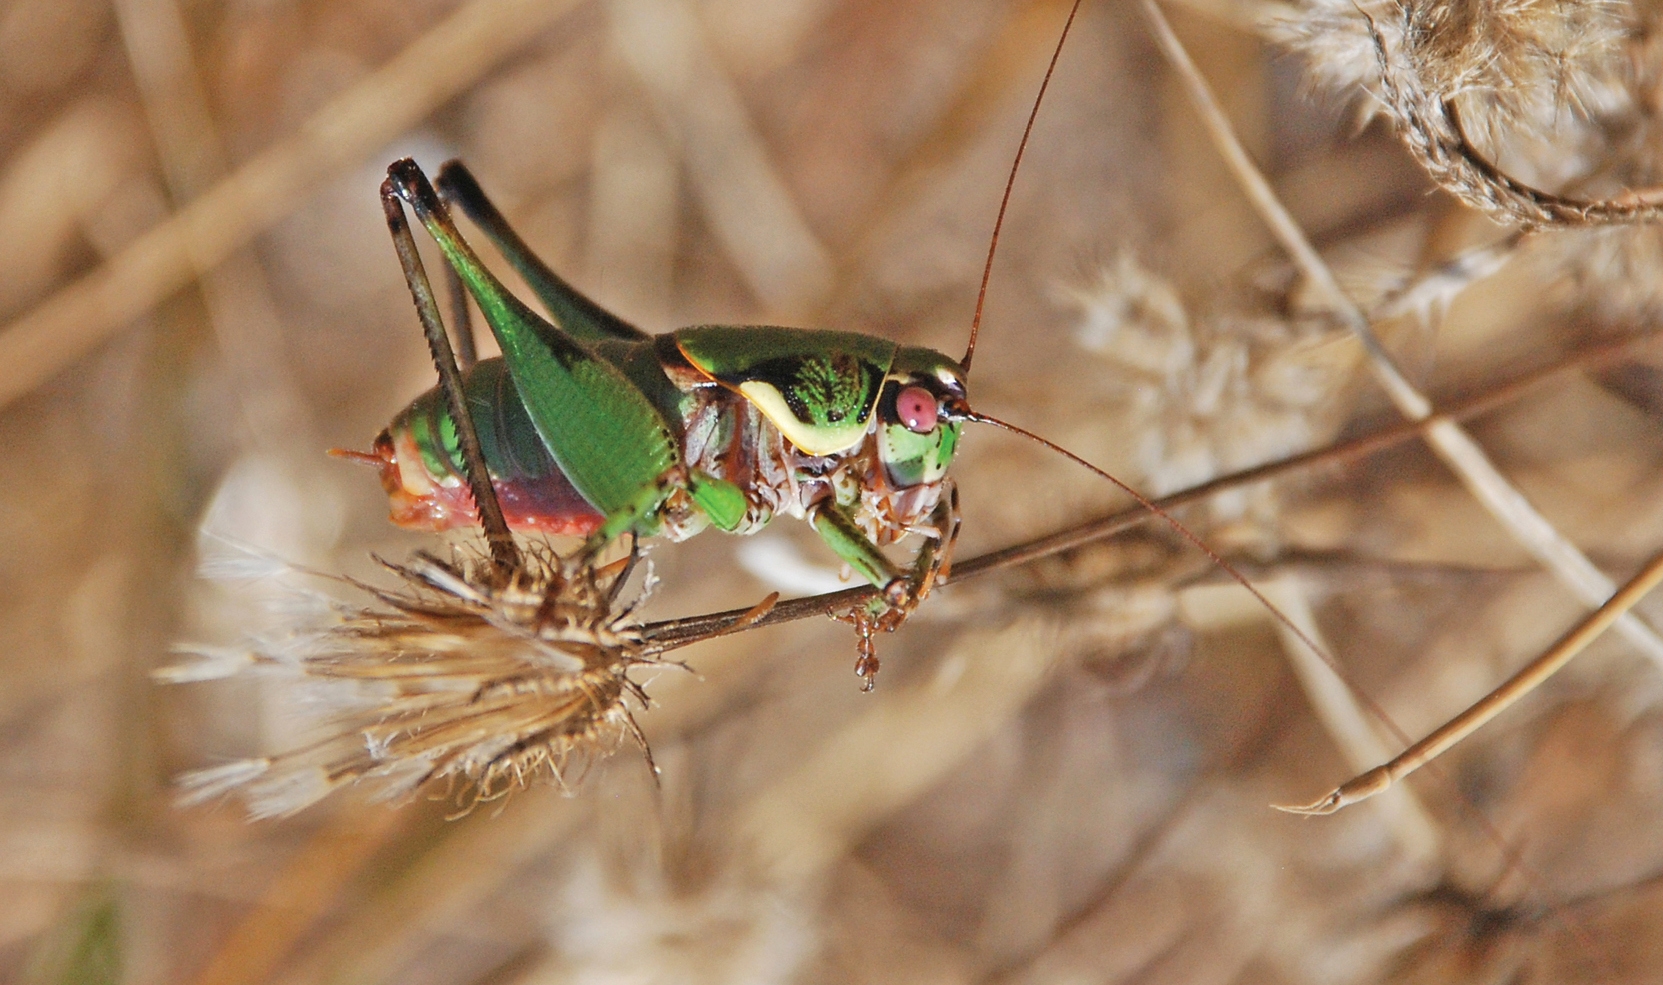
[507, 329, 681, 522]
[674, 326, 897, 456]
[592, 337, 693, 430]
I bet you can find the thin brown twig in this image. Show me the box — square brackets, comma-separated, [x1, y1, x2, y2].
[640, 329, 1657, 649]
[1281, 546, 1663, 816]
[1260, 571, 1442, 861]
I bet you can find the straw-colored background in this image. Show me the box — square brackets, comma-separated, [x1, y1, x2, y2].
[5, 0, 1663, 982]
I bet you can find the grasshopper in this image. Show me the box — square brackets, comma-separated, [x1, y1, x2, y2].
[351, 157, 976, 688]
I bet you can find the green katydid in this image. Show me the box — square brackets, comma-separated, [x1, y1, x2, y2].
[356, 159, 968, 689]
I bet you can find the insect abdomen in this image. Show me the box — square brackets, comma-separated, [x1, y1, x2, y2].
[371, 357, 606, 536]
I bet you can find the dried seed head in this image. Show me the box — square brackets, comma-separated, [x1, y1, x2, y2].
[169, 546, 658, 818]
[1267, 0, 1628, 121]
[1266, 0, 1644, 227]
[1270, 0, 1663, 326]
[1400, 0, 1625, 110]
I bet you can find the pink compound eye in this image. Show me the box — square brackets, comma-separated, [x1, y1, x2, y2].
[896, 386, 938, 433]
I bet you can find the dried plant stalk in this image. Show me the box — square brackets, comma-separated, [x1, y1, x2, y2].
[610, 0, 833, 315]
[1283, 545, 1663, 815]
[1357, 1, 1663, 229]
[183, 806, 405, 985]
[1258, 573, 1441, 862]
[1266, 0, 1663, 229]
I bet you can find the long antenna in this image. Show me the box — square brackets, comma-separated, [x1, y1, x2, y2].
[963, 0, 1085, 374]
[963, 411, 1407, 743]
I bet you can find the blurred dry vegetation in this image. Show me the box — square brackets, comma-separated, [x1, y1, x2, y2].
[8, 0, 1663, 982]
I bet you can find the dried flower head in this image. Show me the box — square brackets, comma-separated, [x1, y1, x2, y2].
[165, 546, 658, 818]
[1267, 0, 1629, 124]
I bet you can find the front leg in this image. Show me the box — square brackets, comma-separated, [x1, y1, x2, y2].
[807, 490, 959, 689]
[898, 486, 960, 615]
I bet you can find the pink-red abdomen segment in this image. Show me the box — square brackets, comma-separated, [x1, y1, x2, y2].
[344, 359, 606, 537]
[369, 428, 605, 536]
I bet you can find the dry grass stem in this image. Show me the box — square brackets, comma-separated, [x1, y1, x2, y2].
[1259, 573, 1441, 862]
[1367, 230, 1527, 322]
[738, 620, 1061, 884]
[0, 0, 583, 410]
[609, 0, 833, 316]
[1359, 2, 1663, 230]
[183, 805, 405, 985]
[274, 787, 586, 985]
[1264, 0, 1663, 229]
[1285, 546, 1663, 816]
[113, 0, 323, 482]
[811, 0, 1084, 328]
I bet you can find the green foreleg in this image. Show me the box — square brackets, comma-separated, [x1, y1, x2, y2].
[807, 492, 960, 603]
[811, 493, 958, 690]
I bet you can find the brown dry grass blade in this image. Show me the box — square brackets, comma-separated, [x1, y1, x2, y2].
[0, 0, 583, 410]
[185, 807, 407, 985]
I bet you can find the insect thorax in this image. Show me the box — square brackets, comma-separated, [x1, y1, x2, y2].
[666, 383, 948, 547]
